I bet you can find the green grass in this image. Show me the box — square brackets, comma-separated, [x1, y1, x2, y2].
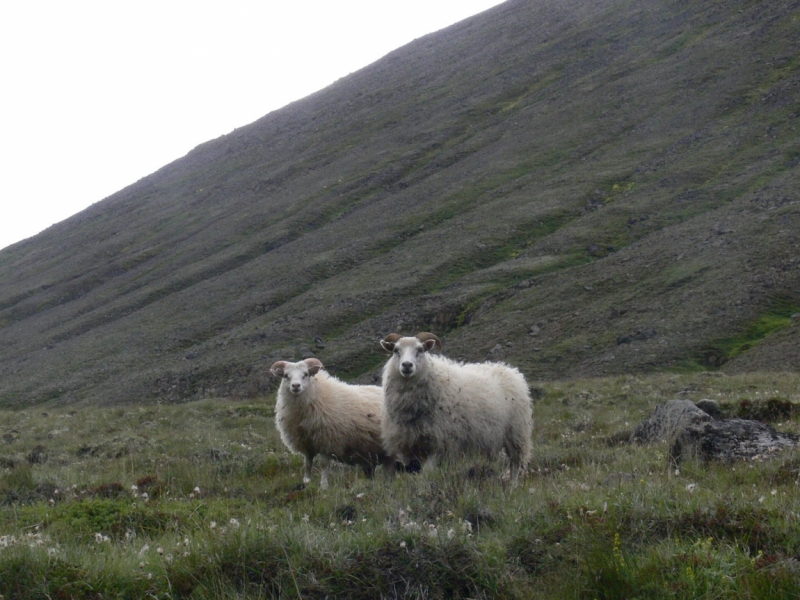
[2, 372, 800, 598]
[696, 296, 800, 368]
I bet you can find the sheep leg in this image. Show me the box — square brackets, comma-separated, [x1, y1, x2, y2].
[509, 459, 521, 488]
[380, 456, 396, 480]
[319, 455, 331, 490]
[303, 454, 314, 485]
[422, 454, 439, 473]
[504, 442, 523, 488]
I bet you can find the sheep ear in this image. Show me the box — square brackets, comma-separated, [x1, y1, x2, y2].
[416, 332, 442, 352]
[381, 333, 402, 353]
[304, 358, 323, 376]
[270, 361, 288, 377]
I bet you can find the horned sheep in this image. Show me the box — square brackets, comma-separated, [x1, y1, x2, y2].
[270, 358, 394, 489]
[380, 333, 533, 484]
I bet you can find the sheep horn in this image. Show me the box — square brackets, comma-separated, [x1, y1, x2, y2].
[415, 332, 442, 351]
[304, 358, 324, 375]
[381, 333, 402, 353]
[270, 361, 288, 377]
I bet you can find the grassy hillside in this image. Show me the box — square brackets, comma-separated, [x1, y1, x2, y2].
[1, 373, 799, 598]
[0, 0, 799, 406]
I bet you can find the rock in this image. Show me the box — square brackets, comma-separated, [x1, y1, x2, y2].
[791, 313, 800, 320]
[299, 346, 315, 359]
[694, 399, 724, 419]
[489, 343, 503, 355]
[617, 328, 658, 345]
[528, 325, 541, 336]
[631, 400, 712, 444]
[670, 419, 797, 464]
[314, 336, 327, 349]
[26, 445, 48, 465]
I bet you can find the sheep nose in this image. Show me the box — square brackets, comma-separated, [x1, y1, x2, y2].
[401, 362, 413, 370]
[291, 383, 301, 392]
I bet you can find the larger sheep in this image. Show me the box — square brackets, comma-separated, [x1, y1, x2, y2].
[380, 333, 533, 484]
[270, 358, 394, 489]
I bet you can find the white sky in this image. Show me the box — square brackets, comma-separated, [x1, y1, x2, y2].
[0, 1, 505, 252]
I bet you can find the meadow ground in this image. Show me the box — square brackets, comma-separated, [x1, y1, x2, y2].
[1, 371, 799, 599]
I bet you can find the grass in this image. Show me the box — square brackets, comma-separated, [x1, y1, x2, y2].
[696, 296, 800, 368]
[2, 372, 800, 598]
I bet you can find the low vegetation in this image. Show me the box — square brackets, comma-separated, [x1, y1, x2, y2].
[1, 372, 799, 598]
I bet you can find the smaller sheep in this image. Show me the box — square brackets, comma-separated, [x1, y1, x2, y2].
[380, 333, 533, 485]
[270, 358, 394, 489]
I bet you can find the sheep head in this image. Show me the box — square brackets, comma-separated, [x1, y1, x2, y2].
[270, 359, 324, 395]
[381, 333, 441, 379]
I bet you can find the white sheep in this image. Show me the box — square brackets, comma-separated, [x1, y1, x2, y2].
[270, 358, 394, 489]
[380, 333, 533, 485]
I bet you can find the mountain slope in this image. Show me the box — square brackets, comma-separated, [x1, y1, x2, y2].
[1, 0, 798, 406]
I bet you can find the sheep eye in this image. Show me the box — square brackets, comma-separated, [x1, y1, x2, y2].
[393, 348, 399, 355]
[283, 374, 289, 379]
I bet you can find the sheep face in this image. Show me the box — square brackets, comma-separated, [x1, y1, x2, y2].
[381, 334, 440, 379]
[270, 359, 323, 396]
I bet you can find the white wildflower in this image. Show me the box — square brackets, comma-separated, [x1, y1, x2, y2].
[230, 518, 240, 529]
[686, 483, 696, 493]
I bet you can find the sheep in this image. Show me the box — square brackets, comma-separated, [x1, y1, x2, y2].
[380, 333, 533, 485]
[270, 358, 394, 489]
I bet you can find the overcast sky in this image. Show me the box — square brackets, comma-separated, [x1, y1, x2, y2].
[0, 1, 505, 252]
